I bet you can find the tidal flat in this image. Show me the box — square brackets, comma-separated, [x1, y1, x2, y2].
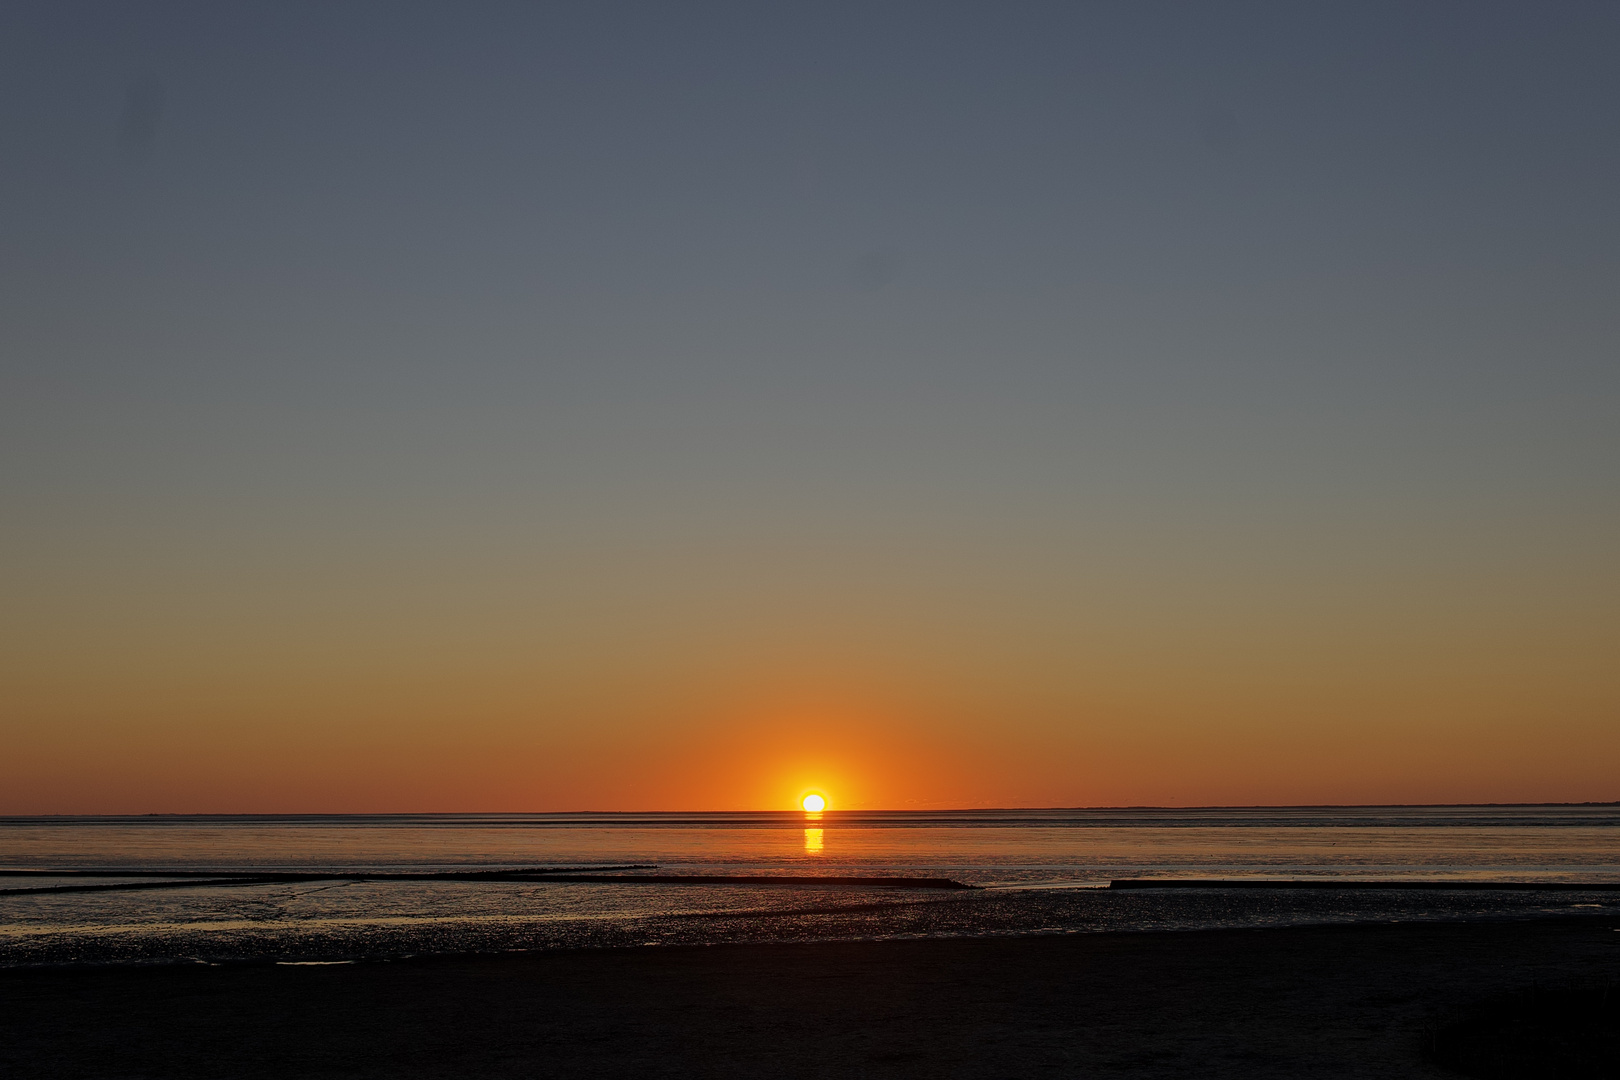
[3, 913, 1617, 1078]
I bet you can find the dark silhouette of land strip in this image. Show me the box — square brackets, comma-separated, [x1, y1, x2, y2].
[0, 878, 295, 897]
[1112, 878, 1620, 891]
[2, 914, 1616, 1078]
[0, 868, 973, 896]
[0, 867, 655, 878]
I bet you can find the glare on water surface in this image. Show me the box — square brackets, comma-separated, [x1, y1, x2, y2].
[4, 807, 1619, 967]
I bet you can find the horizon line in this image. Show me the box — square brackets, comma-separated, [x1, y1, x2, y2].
[3, 800, 1618, 820]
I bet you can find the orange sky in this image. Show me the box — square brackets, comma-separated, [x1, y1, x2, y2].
[5, 5, 1620, 814]
[5, 507, 1616, 812]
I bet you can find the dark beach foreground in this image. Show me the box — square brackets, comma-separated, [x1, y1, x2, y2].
[3, 915, 1617, 1079]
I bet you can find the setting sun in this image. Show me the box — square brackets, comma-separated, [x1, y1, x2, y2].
[801, 793, 826, 813]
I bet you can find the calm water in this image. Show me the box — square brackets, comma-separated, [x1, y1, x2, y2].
[3, 807, 1617, 965]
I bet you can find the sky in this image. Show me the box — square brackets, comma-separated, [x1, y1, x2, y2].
[2, 1, 1617, 812]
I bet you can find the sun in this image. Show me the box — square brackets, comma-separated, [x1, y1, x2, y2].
[801, 792, 827, 813]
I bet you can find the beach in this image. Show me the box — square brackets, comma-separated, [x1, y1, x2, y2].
[4, 913, 1616, 1078]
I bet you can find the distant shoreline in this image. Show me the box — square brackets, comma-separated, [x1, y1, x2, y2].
[3, 801, 1618, 820]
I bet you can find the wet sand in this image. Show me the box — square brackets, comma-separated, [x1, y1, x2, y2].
[3, 914, 1617, 1078]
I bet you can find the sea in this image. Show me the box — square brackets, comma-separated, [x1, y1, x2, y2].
[3, 806, 1617, 967]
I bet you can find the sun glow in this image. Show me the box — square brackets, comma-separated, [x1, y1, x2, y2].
[800, 792, 826, 813]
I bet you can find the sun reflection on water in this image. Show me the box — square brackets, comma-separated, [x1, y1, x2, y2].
[803, 827, 824, 855]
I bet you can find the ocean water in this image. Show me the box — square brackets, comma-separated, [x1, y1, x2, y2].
[2, 807, 1617, 966]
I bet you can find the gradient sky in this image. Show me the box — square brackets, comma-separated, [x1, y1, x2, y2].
[3, 1, 1617, 812]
